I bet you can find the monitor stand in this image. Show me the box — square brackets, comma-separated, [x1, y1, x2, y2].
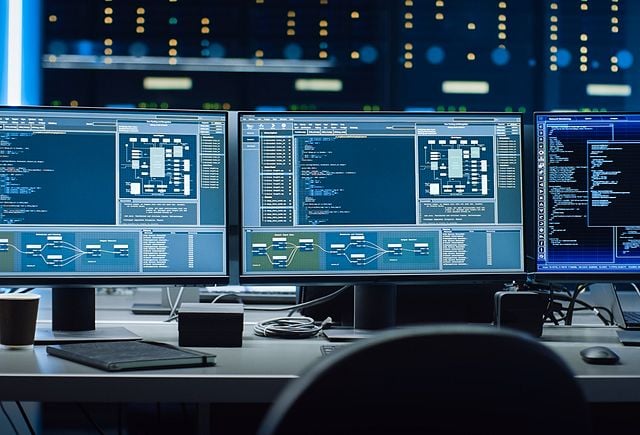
[34, 287, 141, 344]
[323, 283, 397, 342]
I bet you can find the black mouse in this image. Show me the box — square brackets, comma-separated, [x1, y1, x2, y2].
[580, 346, 620, 365]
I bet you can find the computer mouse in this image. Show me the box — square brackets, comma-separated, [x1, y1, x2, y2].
[579, 346, 620, 365]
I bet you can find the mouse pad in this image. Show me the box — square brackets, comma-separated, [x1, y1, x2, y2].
[616, 329, 640, 346]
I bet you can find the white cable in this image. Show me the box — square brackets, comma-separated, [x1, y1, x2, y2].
[165, 285, 350, 323]
[165, 287, 174, 311]
[254, 316, 331, 339]
[211, 292, 241, 304]
[630, 282, 640, 300]
[244, 284, 352, 312]
[166, 286, 185, 321]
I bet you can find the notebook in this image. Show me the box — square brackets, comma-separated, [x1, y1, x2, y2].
[46, 340, 216, 371]
[616, 329, 640, 346]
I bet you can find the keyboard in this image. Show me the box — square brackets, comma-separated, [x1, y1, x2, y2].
[623, 311, 640, 327]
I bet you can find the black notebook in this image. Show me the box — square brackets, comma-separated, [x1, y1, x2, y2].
[46, 340, 216, 371]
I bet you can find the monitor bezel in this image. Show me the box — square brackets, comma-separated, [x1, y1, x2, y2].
[533, 111, 640, 283]
[237, 110, 527, 285]
[0, 105, 230, 286]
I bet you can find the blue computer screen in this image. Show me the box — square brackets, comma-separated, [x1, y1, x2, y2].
[0, 107, 227, 281]
[536, 112, 640, 275]
[240, 112, 524, 280]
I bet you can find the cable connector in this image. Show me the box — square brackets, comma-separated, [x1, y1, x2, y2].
[319, 317, 333, 330]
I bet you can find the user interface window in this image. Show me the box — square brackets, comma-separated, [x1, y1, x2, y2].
[537, 113, 640, 274]
[240, 113, 524, 277]
[0, 108, 226, 278]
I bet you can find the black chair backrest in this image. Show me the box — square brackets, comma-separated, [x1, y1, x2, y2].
[259, 325, 591, 435]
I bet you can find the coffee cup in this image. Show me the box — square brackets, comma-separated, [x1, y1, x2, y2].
[0, 293, 40, 349]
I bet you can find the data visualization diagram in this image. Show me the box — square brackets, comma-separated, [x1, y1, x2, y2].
[0, 232, 138, 273]
[418, 136, 494, 199]
[247, 231, 439, 273]
[119, 134, 197, 199]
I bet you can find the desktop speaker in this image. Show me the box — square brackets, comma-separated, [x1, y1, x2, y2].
[494, 291, 546, 337]
[178, 303, 244, 347]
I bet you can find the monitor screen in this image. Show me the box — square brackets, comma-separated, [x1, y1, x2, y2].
[239, 112, 525, 283]
[0, 106, 227, 285]
[536, 112, 640, 278]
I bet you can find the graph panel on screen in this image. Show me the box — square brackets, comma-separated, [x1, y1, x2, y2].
[0, 107, 227, 283]
[536, 112, 640, 277]
[240, 112, 524, 281]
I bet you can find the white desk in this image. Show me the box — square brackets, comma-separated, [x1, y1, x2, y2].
[1, 319, 640, 404]
[2, 290, 640, 404]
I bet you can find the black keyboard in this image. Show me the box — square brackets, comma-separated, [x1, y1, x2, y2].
[623, 311, 640, 326]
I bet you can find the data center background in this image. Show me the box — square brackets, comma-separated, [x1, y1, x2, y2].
[41, 0, 640, 113]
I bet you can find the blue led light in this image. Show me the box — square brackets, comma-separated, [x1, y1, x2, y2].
[128, 42, 148, 57]
[0, 0, 42, 105]
[557, 48, 571, 68]
[255, 106, 287, 112]
[48, 40, 67, 55]
[283, 43, 303, 60]
[404, 107, 435, 112]
[209, 43, 226, 58]
[75, 40, 93, 56]
[491, 47, 510, 66]
[426, 45, 445, 64]
[105, 104, 136, 108]
[359, 45, 378, 64]
[616, 49, 633, 69]
[0, 1, 7, 104]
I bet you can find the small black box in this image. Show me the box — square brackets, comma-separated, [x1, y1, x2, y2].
[178, 303, 244, 347]
[494, 291, 546, 337]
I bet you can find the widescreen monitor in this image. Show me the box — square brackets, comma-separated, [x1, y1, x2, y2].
[0, 106, 227, 337]
[239, 112, 525, 285]
[536, 112, 640, 280]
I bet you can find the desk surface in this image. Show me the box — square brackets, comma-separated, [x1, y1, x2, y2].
[2, 291, 640, 404]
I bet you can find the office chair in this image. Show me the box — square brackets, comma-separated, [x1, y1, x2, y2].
[258, 325, 592, 435]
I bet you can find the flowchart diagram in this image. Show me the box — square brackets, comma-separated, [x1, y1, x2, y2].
[247, 231, 439, 272]
[0, 232, 137, 272]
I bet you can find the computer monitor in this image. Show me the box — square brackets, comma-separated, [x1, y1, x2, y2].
[0, 106, 227, 340]
[239, 112, 525, 331]
[536, 112, 640, 281]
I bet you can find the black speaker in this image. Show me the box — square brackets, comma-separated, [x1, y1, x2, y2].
[494, 291, 546, 337]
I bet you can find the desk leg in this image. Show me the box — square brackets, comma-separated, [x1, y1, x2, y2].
[197, 402, 210, 435]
